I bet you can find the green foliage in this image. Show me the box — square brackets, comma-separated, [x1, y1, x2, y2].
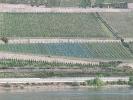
[86, 77, 105, 86]
[0, 37, 8, 44]
[99, 61, 122, 68]
[96, 0, 104, 5]
[0, 59, 96, 68]
[0, 42, 132, 60]
[0, 13, 112, 38]
[100, 13, 133, 38]
[3, 83, 11, 87]
[71, 82, 80, 86]
[128, 76, 133, 86]
[80, 0, 90, 8]
[47, 0, 61, 7]
[117, 79, 127, 85]
[0, 72, 63, 78]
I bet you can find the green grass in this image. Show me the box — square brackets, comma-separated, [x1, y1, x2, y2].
[100, 12, 133, 38]
[0, 42, 132, 60]
[0, 13, 113, 38]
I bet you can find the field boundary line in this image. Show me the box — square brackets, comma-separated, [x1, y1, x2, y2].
[0, 4, 131, 13]
[0, 52, 132, 64]
[0, 38, 123, 44]
[0, 77, 129, 84]
[0, 52, 99, 65]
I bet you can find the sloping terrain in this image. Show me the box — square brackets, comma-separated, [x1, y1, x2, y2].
[0, 13, 113, 38]
[100, 12, 133, 38]
[0, 42, 132, 60]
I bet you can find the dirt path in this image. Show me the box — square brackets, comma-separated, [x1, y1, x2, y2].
[0, 3, 131, 13]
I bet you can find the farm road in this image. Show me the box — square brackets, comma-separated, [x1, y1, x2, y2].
[0, 4, 131, 13]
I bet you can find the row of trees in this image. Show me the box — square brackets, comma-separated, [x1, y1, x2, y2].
[85, 76, 133, 87]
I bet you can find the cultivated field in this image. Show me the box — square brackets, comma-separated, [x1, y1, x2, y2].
[0, 42, 132, 60]
[0, 0, 132, 5]
[0, 1, 133, 79]
[100, 12, 133, 38]
[0, 13, 113, 38]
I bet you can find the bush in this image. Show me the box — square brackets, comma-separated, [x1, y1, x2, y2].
[80, 0, 90, 8]
[117, 79, 127, 85]
[1, 37, 8, 43]
[128, 76, 133, 86]
[86, 77, 105, 87]
[3, 83, 11, 87]
[71, 82, 80, 86]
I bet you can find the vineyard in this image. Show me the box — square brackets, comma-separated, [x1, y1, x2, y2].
[0, 59, 97, 68]
[0, 13, 113, 38]
[0, 1, 133, 78]
[0, 0, 131, 4]
[0, 42, 132, 60]
[129, 42, 133, 51]
[0, 59, 129, 78]
[100, 12, 133, 38]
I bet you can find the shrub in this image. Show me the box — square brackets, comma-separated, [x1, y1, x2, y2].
[86, 77, 105, 87]
[3, 83, 11, 87]
[117, 79, 127, 85]
[71, 82, 80, 86]
[128, 76, 133, 86]
[1, 37, 8, 44]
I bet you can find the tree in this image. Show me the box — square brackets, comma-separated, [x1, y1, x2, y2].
[128, 76, 133, 86]
[86, 76, 105, 86]
[1, 37, 8, 44]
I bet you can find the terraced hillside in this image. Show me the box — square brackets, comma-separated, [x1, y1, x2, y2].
[0, 42, 132, 60]
[100, 12, 133, 38]
[129, 42, 133, 51]
[0, 0, 131, 6]
[104, 0, 129, 3]
[0, 0, 131, 4]
[0, 0, 81, 7]
[0, 13, 113, 38]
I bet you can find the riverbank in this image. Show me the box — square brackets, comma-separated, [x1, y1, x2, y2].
[0, 82, 131, 92]
[0, 77, 131, 92]
[0, 85, 132, 100]
[0, 82, 131, 93]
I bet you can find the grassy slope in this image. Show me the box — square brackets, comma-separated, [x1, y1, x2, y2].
[0, 42, 132, 60]
[100, 12, 133, 38]
[0, 13, 112, 38]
